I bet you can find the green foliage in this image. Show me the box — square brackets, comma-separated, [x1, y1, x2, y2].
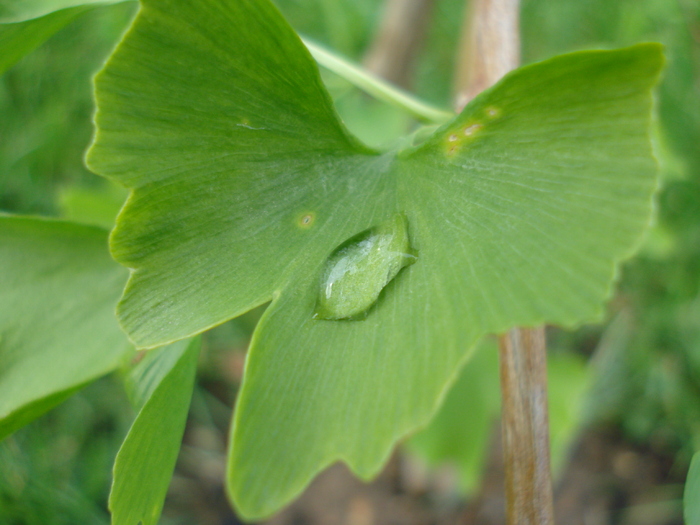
[0, 378, 133, 525]
[546, 351, 590, 474]
[83, 0, 663, 516]
[522, 0, 700, 169]
[110, 338, 199, 525]
[0, 216, 130, 440]
[515, 0, 700, 477]
[0, 8, 83, 75]
[3, 0, 692, 521]
[0, 2, 134, 215]
[276, 0, 380, 58]
[0, 0, 125, 23]
[407, 339, 590, 491]
[58, 181, 127, 228]
[406, 338, 500, 493]
[686, 452, 700, 525]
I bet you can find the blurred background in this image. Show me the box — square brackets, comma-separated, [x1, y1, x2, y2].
[1, 0, 699, 523]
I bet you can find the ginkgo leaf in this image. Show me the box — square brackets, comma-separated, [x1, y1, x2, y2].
[110, 337, 199, 525]
[406, 342, 590, 493]
[0, 0, 124, 23]
[0, 0, 132, 75]
[686, 452, 700, 525]
[0, 216, 130, 440]
[405, 337, 501, 494]
[0, 7, 82, 74]
[86, 0, 663, 518]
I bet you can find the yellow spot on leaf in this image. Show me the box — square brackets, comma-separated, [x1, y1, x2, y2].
[445, 121, 483, 156]
[464, 123, 482, 136]
[297, 212, 316, 228]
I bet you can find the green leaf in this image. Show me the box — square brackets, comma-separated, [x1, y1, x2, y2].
[302, 38, 453, 123]
[405, 337, 501, 493]
[110, 337, 199, 525]
[87, 0, 373, 349]
[686, 452, 700, 525]
[0, 0, 125, 23]
[0, 0, 134, 75]
[86, 0, 663, 517]
[58, 181, 127, 229]
[546, 352, 591, 475]
[0, 216, 130, 440]
[406, 342, 591, 492]
[0, 7, 83, 75]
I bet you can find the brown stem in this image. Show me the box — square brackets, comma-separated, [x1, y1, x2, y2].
[453, 0, 520, 111]
[499, 328, 554, 525]
[363, 0, 437, 88]
[453, 1, 554, 524]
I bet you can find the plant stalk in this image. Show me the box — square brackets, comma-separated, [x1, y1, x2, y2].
[363, 0, 437, 88]
[454, 1, 555, 524]
[302, 38, 453, 124]
[499, 328, 554, 525]
[453, 0, 520, 111]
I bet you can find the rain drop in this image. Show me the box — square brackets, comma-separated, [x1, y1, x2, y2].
[314, 214, 416, 320]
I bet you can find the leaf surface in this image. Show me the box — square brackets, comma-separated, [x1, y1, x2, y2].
[110, 337, 199, 525]
[683, 452, 700, 525]
[686, 452, 700, 525]
[86, 0, 663, 517]
[0, 7, 82, 74]
[0, 0, 125, 23]
[406, 342, 591, 492]
[406, 337, 501, 493]
[547, 352, 591, 474]
[0, 0, 134, 75]
[0, 216, 130, 440]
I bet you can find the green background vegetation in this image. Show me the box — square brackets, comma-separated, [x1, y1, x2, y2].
[1, 0, 699, 523]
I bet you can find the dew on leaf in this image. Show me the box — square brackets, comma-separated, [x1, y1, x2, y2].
[314, 214, 416, 321]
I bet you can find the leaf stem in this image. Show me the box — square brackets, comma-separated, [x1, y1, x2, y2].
[499, 328, 554, 525]
[453, 0, 520, 111]
[302, 38, 454, 124]
[362, 0, 437, 87]
[454, 0, 555, 523]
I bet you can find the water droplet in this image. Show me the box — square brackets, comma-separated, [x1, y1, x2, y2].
[314, 214, 416, 320]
